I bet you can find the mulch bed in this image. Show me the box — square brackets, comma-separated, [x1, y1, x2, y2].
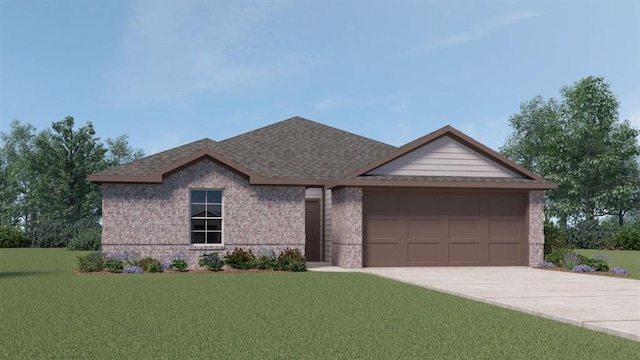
[74, 268, 289, 275]
[537, 267, 630, 278]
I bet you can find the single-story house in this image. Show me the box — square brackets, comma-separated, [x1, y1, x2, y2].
[89, 117, 556, 268]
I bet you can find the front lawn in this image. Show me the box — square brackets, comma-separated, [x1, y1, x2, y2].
[1, 249, 638, 359]
[574, 249, 640, 279]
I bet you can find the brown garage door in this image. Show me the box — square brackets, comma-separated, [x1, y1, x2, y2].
[363, 189, 528, 267]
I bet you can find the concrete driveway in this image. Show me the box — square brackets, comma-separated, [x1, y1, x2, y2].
[308, 263, 640, 341]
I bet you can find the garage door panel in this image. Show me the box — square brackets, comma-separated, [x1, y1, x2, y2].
[407, 219, 441, 238]
[407, 243, 440, 264]
[489, 220, 521, 239]
[364, 193, 399, 216]
[365, 219, 400, 241]
[405, 194, 439, 216]
[448, 220, 482, 239]
[488, 243, 521, 263]
[442, 195, 481, 216]
[366, 243, 402, 266]
[489, 195, 526, 216]
[448, 243, 480, 263]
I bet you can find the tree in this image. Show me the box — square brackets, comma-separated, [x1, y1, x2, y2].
[501, 76, 640, 225]
[0, 117, 144, 246]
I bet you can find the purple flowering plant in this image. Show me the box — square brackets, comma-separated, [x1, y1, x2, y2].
[123, 265, 143, 274]
[610, 267, 629, 275]
[572, 264, 595, 273]
[537, 261, 555, 269]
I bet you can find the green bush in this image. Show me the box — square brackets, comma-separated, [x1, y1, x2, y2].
[76, 251, 106, 272]
[0, 226, 28, 248]
[609, 225, 640, 250]
[255, 251, 278, 270]
[585, 258, 610, 272]
[566, 220, 613, 249]
[169, 259, 189, 271]
[545, 248, 570, 266]
[277, 248, 306, 272]
[139, 257, 163, 273]
[67, 226, 102, 251]
[544, 221, 567, 255]
[27, 219, 101, 248]
[224, 248, 256, 269]
[105, 258, 125, 272]
[199, 252, 224, 272]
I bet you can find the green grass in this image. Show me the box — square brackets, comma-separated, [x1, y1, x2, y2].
[575, 249, 640, 279]
[1, 249, 639, 359]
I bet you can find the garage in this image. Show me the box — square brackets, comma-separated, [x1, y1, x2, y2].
[363, 189, 528, 267]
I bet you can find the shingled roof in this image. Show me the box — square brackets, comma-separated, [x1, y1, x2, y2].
[89, 117, 397, 183]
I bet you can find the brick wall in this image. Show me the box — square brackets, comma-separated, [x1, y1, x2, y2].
[101, 159, 305, 268]
[331, 187, 363, 268]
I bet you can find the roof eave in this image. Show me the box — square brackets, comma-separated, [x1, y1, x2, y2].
[327, 179, 557, 190]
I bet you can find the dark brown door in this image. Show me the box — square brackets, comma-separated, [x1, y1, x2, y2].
[363, 189, 527, 267]
[305, 200, 321, 261]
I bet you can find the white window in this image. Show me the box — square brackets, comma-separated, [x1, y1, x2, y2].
[190, 189, 223, 244]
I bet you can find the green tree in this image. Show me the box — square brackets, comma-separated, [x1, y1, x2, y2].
[501, 76, 640, 225]
[0, 117, 144, 246]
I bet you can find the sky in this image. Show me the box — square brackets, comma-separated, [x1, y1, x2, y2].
[0, 0, 639, 156]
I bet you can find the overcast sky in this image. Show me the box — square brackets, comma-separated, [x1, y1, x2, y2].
[1, 0, 638, 155]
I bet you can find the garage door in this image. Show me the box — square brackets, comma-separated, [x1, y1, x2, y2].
[363, 189, 528, 266]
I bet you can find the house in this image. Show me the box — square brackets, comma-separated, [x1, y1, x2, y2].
[89, 117, 556, 268]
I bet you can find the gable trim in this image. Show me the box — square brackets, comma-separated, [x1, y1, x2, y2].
[348, 125, 544, 181]
[88, 148, 327, 186]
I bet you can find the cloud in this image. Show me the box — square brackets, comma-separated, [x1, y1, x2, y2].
[108, 0, 323, 107]
[390, 11, 541, 59]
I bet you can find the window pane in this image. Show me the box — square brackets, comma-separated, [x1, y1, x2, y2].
[207, 232, 222, 244]
[191, 204, 206, 217]
[192, 232, 205, 244]
[207, 190, 222, 204]
[191, 219, 205, 231]
[207, 205, 222, 217]
[206, 220, 221, 231]
[191, 190, 206, 203]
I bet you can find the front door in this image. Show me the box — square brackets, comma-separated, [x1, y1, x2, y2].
[305, 200, 321, 261]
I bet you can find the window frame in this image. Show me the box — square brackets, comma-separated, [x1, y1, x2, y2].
[189, 189, 224, 245]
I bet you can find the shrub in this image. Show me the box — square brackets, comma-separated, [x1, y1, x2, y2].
[139, 257, 163, 273]
[572, 264, 595, 273]
[199, 252, 224, 272]
[169, 259, 189, 271]
[76, 251, 106, 272]
[28, 219, 101, 248]
[67, 226, 102, 251]
[161, 260, 171, 271]
[585, 258, 609, 272]
[544, 221, 567, 255]
[609, 225, 640, 250]
[566, 220, 613, 249]
[537, 261, 555, 269]
[224, 248, 256, 269]
[0, 226, 28, 248]
[255, 250, 278, 270]
[545, 248, 570, 266]
[105, 258, 125, 272]
[562, 252, 580, 270]
[123, 265, 143, 274]
[277, 248, 306, 272]
[121, 251, 141, 267]
[611, 267, 629, 276]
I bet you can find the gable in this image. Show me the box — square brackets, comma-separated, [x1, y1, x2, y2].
[366, 136, 520, 178]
